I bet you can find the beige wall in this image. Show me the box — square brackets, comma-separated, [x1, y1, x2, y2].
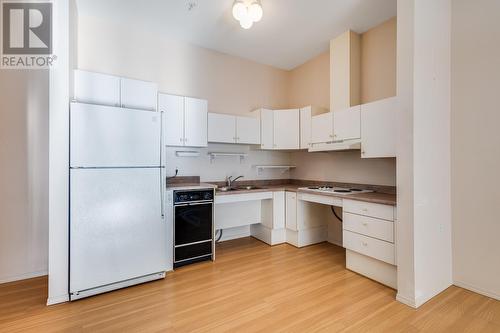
[77, 16, 289, 116]
[288, 51, 330, 110]
[451, 0, 500, 299]
[289, 17, 397, 186]
[361, 17, 397, 104]
[0, 71, 49, 283]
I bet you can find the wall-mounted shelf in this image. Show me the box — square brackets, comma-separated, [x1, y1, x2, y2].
[254, 165, 296, 174]
[208, 152, 248, 163]
[175, 150, 200, 157]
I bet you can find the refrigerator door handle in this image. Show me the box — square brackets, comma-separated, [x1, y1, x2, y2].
[160, 111, 165, 220]
[160, 167, 165, 219]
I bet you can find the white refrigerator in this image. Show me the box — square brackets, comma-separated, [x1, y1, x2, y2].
[69, 102, 171, 300]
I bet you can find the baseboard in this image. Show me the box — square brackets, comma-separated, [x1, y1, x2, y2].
[0, 270, 47, 284]
[47, 294, 69, 306]
[327, 239, 343, 247]
[218, 226, 251, 242]
[396, 293, 417, 308]
[454, 280, 500, 301]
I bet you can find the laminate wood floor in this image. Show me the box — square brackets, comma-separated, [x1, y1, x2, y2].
[1, 238, 499, 332]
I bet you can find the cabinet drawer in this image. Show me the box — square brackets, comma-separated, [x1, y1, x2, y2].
[343, 199, 394, 221]
[343, 213, 394, 243]
[343, 230, 395, 265]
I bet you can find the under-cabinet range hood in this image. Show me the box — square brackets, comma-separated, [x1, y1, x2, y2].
[308, 139, 361, 152]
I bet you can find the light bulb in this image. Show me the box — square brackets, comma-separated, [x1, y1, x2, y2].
[240, 15, 253, 29]
[248, 2, 263, 22]
[232, 1, 247, 21]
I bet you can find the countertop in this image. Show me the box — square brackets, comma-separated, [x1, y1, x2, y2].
[214, 184, 396, 206]
[165, 183, 217, 191]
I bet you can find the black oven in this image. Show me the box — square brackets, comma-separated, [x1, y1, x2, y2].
[173, 189, 214, 267]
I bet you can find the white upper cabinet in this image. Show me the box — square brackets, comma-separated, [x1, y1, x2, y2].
[159, 94, 184, 146]
[310, 112, 333, 144]
[361, 96, 397, 158]
[273, 109, 300, 150]
[333, 105, 361, 141]
[184, 97, 208, 147]
[260, 108, 274, 149]
[74, 70, 121, 107]
[208, 113, 260, 145]
[120, 78, 158, 111]
[236, 116, 260, 144]
[300, 107, 312, 149]
[208, 113, 236, 143]
[159, 93, 208, 147]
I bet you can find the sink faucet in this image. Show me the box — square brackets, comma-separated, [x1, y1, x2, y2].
[226, 175, 244, 188]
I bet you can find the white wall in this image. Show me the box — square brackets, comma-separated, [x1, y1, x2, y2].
[77, 15, 289, 117]
[451, 0, 500, 300]
[167, 144, 292, 182]
[396, 0, 453, 308]
[0, 71, 49, 283]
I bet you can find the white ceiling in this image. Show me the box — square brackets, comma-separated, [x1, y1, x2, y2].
[76, 0, 397, 70]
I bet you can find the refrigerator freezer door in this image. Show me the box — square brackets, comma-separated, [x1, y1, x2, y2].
[70, 103, 161, 168]
[70, 168, 169, 294]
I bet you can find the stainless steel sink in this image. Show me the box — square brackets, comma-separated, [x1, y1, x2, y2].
[217, 186, 237, 192]
[235, 185, 264, 190]
[217, 185, 265, 192]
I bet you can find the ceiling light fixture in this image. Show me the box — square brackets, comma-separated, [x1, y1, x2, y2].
[232, 0, 263, 29]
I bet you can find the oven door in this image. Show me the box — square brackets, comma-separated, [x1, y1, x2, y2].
[174, 201, 213, 246]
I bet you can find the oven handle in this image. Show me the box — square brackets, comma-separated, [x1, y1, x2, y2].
[174, 201, 213, 207]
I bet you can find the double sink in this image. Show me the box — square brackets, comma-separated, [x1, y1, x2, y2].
[216, 185, 265, 192]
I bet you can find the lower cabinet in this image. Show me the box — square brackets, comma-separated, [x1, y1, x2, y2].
[285, 192, 297, 231]
[342, 199, 397, 289]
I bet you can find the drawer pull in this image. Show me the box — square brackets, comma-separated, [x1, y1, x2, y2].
[362, 242, 368, 246]
[362, 208, 368, 212]
[362, 222, 368, 226]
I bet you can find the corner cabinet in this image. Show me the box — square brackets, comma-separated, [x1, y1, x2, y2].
[159, 93, 208, 147]
[259, 108, 300, 150]
[208, 113, 260, 145]
[273, 109, 300, 149]
[361, 97, 397, 158]
[299, 107, 312, 149]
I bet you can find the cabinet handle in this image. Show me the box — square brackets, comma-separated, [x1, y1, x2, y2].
[361, 151, 366, 155]
[362, 222, 368, 226]
[362, 208, 368, 212]
[362, 242, 368, 246]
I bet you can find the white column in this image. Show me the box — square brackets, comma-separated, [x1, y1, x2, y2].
[396, 0, 453, 308]
[47, 0, 70, 305]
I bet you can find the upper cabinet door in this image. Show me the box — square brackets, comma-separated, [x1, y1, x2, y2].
[120, 78, 158, 111]
[159, 93, 184, 146]
[184, 97, 208, 147]
[300, 107, 312, 149]
[361, 97, 397, 158]
[208, 113, 236, 143]
[236, 116, 260, 145]
[260, 108, 274, 149]
[310, 112, 334, 144]
[74, 70, 121, 107]
[333, 105, 361, 141]
[273, 109, 300, 150]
